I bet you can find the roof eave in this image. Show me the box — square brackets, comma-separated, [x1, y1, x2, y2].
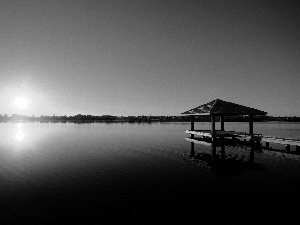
[181, 112, 268, 116]
[181, 113, 211, 116]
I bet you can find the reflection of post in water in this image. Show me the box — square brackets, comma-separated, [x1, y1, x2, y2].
[211, 136, 255, 168]
[190, 142, 195, 157]
[211, 142, 217, 168]
[250, 140, 255, 164]
[220, 142, 225, 160]
[211, 136, 217, 168]
[185, 136, 266, 173]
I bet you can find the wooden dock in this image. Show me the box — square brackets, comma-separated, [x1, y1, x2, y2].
[185, 129, 262, 140]
[262, 136, 300, 146]
[185, 129, 300, 153]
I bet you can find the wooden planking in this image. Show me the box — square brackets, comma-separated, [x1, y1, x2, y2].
[239, 135, 262, 141]
[185, 130, 262, 139]
[262, 138, 300, 146]
[185, 137, 212, 147]
[262, 136, 300, 141]
[185, 130, 212, 137]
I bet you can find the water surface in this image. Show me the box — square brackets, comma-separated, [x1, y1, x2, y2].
[0, 122, 299, 223]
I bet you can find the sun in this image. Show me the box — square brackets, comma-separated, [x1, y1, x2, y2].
[14, 96, 28, 110]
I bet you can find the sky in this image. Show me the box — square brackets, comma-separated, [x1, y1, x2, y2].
[1, 0, 299, 117]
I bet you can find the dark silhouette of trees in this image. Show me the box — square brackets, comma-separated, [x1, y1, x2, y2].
[0, 113, 299, 123]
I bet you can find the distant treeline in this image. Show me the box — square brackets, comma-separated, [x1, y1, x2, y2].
[1, 114, 300, 123]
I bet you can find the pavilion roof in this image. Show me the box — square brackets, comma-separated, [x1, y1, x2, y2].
[181, 99, 267, 116]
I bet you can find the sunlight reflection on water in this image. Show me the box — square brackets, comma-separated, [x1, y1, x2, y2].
[15, 130, 24, 142]
[15, 123, 25, 142]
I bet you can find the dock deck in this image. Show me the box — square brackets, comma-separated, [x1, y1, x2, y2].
[185, 129, 300, 149]
[185, 129, 262, 140]
[261, 136, 300, 146]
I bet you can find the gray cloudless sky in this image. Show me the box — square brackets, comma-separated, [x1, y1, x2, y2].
[1, 0, 299, 116]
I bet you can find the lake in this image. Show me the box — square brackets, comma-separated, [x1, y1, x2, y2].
[0, 121, 300, 224]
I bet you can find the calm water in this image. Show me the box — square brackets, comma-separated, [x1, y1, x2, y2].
[0, 121, 300, 224]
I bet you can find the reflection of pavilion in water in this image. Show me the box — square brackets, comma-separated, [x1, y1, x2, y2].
[183, 139, 266, 173]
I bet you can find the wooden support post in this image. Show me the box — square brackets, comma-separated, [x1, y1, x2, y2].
[285, 144, 290, 153]
[190, 116, 194, 139]
[265, 142, 269, 150]
[211, 115, 216, 135]
[249, 114, 253, 135]
[296, 146, 300, 154]
[220, 115, 225, 131]
[191, 116, 194, 131]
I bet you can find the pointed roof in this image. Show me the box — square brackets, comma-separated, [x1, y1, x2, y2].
[182, 99, 267, 116]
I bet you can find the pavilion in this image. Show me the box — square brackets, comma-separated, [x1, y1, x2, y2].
[181, 99, 268, 141]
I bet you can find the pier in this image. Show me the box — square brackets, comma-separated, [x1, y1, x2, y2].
[182, 99, 300, 155]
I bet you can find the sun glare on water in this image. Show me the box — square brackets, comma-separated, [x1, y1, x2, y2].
[15, 130, 25, 141]
[14, 96, 28, 110]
